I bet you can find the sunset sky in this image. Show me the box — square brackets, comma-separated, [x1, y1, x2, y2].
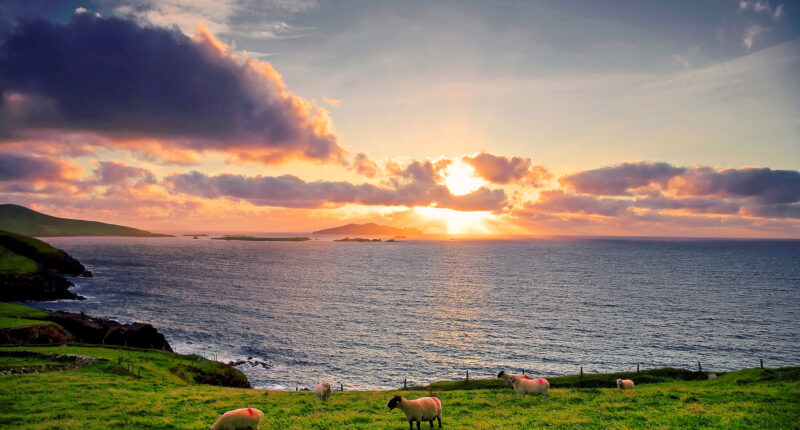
[1, 0, 798, 237]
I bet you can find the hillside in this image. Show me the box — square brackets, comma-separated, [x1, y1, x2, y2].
[0, 204, 172, 237]
[0, 344, 796, 429]
[313, 223, 423, 236]
[0, 230, 91, 301]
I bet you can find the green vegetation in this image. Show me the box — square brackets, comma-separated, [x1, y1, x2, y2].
[412, 367, 708, 391]
[0, 303, 53, 330]
[0, 343, 797, 429]
[0, 302, 51, 319]
[0, 245, 38, 274]
[211, 236, 311, 241]
[0, 204, 172, 237]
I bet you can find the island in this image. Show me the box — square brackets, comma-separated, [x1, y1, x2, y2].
[211, 236, 311, 241]
[313, 223, 422, 236]
[0, 204, 172, 237]
[334, 237, 381, 242]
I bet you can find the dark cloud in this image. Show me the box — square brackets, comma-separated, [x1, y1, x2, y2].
[742, 204, 800, 219]
[670, 167, 800, 204]
[559, 161, 686, 195]
[0, 13, 344, 164]
[0, 152, 77, 181]
[462, 152, 551, 186]
[165, 165, 507, 211]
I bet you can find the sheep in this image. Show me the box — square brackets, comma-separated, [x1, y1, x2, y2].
[616, 379, 635, 391]
[315, 381, 333, 402]
[210, 408, 263, 430]
[708, 373, 718, 380]
[497, 371, 533, 388]
[509, 375, 549, 399]
[388, 395, 442, 430]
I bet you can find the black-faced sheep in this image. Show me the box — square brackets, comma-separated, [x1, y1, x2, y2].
[388, 395, 442, 430]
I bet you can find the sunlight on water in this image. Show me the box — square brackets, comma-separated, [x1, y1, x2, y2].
[31, 236, 800, 390]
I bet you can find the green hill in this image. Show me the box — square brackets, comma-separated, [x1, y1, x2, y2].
[0, 204, 172, 237]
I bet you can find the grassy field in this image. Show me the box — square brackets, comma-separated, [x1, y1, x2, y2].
[0, 245, 38, 274]
[0, 344, 797, 429]
[0, 302, 52, 329]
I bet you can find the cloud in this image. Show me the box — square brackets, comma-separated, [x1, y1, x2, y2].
[91, 161, 156, 186]
[461, 152, 552, 186]
[742, 203, 800, 219]
[559, 162, 686, 195]
[165, 162, 507, 211]
[323, 97, 341, 107]
[743, 25, 763, 49]
[350, 152, 379, 178]
[0, 152, 81, 182]
[522, 190, 631, 216]
[0, 14, 345, 165]
[669, 166, 800, 204]
[774, 4, 784, 19]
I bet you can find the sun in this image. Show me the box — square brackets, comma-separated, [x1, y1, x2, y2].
[414, 206, 495, 235]
[441, 160, 486, 196]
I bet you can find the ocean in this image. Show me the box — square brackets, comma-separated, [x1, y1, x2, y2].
[28, 236, 800, 390]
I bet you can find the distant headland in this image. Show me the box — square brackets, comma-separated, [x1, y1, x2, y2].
[0, 204, 172, 237]
[313, 223, 423, 236]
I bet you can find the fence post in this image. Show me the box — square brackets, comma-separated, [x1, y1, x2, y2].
[340, 383, 344, 392]
[522, 369, 525, 375]
[404, 378, 407, 389]
[580, 366, 583, 378]
[698, 362, 702, 372]
[760, 359, 764, 369]
[636, 363, 639, 373]
[466, 370, 469, 381]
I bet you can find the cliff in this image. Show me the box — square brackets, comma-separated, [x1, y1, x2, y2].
[0, 204, 172, 237]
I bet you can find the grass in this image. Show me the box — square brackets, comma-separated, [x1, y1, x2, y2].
[0, 344, 797, 429]
[0, 245, 38, 275]
[0, 303, 52, 329]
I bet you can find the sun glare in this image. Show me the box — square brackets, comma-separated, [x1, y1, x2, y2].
[414, 206, 495, 235]
[441, 160, 486, 196]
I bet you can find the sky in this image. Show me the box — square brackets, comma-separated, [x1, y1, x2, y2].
[0, 0, 798, 237]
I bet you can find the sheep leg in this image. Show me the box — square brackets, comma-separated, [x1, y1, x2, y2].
[429, 420, 434, 428]
[417, 419, 422, 430]
[409, 421, 413, 430]
[437, 416, 442, 428]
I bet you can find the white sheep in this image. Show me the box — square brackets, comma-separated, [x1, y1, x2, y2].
[388, 395, 442, 430]
[509, 375, 549, 399]
[497, 371, 533, 388]
[315, 381, 332, 402]
[616, 379, 634, 391]
[708, 373, 718, 380]
[210, 408, 263, 430]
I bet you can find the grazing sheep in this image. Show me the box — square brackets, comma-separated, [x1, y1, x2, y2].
[210, 408, 263, 430]
[708, 373, 718, 380]
[616, 379, 635, 391]
[509, 375, 549, 399]
[497, 371, 533, 388]
[315, 381, 333, 402]
[388, 395, 442, 430]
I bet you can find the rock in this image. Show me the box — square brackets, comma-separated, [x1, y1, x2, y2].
[45, 311, 173, 352]
[0, 323, 75, 345]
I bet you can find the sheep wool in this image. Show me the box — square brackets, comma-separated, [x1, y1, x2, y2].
[510, 376, 550, 399]
[210, 408, 263, 430]
[497, 371, 533, 388]
[388, 395, 443, 430]
[617, 379, 635, 391]
[315, 381, 333, 402]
